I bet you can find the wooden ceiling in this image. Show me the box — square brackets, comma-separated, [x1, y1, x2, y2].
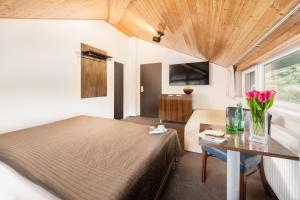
[0, 0, 300, 68]
[236, 7, 300, 70]
[0, 0, 108, 19]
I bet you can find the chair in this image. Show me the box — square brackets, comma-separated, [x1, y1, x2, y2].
[201, 107, 272, 200]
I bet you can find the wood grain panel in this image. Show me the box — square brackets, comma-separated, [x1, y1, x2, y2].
[159, 94, 192, 123]
[236, 10, 300, 70]
[117, 0, 207, 60]
[115, 0, 300, 67]
[0, 0, 108, 19]
[108, 0, 132, 24]
[81, 43, 107, 98]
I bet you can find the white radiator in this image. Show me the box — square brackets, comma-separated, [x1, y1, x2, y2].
[263, 125, 300, 200]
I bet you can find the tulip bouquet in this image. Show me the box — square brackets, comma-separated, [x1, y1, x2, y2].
[246, 90, 276, 143]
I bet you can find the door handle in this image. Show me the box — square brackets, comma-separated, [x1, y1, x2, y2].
[141, 85, 144, 93]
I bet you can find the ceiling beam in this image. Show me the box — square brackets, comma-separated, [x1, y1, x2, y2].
[108, 0, 132, 24]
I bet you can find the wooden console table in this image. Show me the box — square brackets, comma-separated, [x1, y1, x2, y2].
[199, 123, 299, 200]
[159, 94, 192, 123]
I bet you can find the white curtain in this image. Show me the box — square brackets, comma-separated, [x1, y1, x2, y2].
[227, 65, 235, 98]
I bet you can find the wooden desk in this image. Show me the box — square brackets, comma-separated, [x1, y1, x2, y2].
[199, 124, 299, 200]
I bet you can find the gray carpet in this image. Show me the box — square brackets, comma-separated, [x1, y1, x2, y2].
[160, 151, 268, 200]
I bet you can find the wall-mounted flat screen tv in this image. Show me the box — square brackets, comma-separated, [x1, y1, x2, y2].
[169, 61, 209, 85]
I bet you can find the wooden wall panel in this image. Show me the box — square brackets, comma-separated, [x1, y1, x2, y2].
[81, 44, 107, 98]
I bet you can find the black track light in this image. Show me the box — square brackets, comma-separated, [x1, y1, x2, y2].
[153, 31, 164, 43]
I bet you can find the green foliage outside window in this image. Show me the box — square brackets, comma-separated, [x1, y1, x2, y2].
[265, 50, 300, 104]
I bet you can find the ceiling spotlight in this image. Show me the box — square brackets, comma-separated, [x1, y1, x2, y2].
[153, 31, 164, 43]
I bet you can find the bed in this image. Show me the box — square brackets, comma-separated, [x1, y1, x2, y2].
[0, 116, 182, 200]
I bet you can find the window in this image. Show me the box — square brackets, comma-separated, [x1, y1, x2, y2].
[245, 71, 255, 92]
[242, 66, 257, 96]
[264, 50, 300, 104]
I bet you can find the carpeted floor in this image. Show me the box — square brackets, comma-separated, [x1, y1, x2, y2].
[123, 117, 270, 200]
[160, 152, 268, 200]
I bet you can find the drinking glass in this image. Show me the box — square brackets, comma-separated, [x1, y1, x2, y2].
[226, 117, 238, 133]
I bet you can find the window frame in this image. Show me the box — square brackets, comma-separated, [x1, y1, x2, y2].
[258, 44, 300, 114]
[241, 65, 258, 97]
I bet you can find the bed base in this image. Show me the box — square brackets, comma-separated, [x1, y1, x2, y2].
[154, 158, 176, 200]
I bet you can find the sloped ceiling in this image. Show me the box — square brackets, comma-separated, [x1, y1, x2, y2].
[236, 8, 300, 70]
[0, 0, 300, 68]
[0, 0, 108, 19]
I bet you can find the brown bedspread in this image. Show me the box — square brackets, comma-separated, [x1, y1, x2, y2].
[0, 116, 182, 200]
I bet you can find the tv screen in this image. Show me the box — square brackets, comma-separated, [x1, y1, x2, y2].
[169, 61, 209, 85]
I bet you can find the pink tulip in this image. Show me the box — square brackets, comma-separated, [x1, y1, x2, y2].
[258, 92, 267, 103]
[252, 90, 260, 97]
[246, 91, 254, 100]
[265, 90, 273, 100]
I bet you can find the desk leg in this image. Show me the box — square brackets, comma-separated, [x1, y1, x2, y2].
[227, 150, 240, 200]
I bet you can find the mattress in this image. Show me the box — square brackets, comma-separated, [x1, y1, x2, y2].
[0, 116, 182, 200]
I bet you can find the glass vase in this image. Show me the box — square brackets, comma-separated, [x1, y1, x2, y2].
[249, 111, 268, 144]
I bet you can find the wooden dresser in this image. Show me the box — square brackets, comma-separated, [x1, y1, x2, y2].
[159, 94, 193, 123]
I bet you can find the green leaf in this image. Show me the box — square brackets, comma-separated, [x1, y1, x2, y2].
[254, 99, 263, 111]
[264, 100, 271, 111]
[268, 99, 274, 109]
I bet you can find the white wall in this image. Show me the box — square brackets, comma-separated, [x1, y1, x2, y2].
[0, 19, 132, 133]
[0, 20, 234, 133]
[135, 38, 234, 114]
[125, 38, 139, 116]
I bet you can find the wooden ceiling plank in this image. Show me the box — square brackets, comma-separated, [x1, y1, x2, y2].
[174, 0, 198, 56]
[216, 0, 267, 66]
[208, 0, 225, 60]
[108, 0, 132, 24]
[237, 24, 300, 70]
[187, 0, 205, 57]
[0, 0, 108, 20]
[228, 0, 300, 67]
[236, 10, 300, 70]
[211, 0, 248, 63]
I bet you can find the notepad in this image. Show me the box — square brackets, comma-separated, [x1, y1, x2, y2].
[198, 130, 226, 143]
[203, 129, 225, 137]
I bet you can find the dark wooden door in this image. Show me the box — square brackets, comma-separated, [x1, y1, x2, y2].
[114, 62, 124, 119]
[140, 63, 162, 117]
